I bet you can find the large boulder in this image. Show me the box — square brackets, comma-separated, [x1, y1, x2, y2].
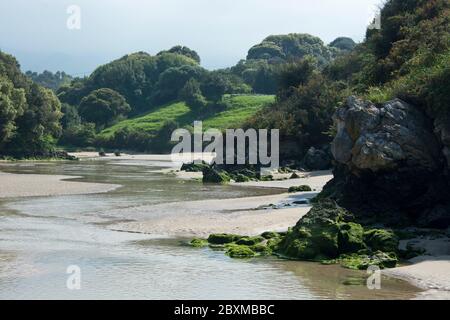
[332, 96, 441, 172]
[328, 97, 450, 228]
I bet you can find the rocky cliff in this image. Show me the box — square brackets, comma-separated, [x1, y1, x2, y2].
[327, 97, 450, 229]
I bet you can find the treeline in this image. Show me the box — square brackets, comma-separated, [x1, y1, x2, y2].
[246, 0, 450, 163]
[0, 52, 62, 158]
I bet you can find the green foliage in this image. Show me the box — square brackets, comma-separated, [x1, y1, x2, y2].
[158, 46, 201, 64]
[153, 65, 206, 104]
[0, 75, 26, 146]
[60, 123, 96, 147]
[79, 88, 131, 128]
[247, 33, 338, 65]
[97, 95, 273, 151]
[179, 78, 207, 111]
[247, 62, 349, 159]
[25, 70, 73, 91]
[326, 0, 450, 116]
[58, 51, 199, 114]
[0, 52, 63, 157]
[329, 37, 356, 52]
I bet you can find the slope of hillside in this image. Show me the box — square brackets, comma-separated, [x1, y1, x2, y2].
[99, 94, 274, 140]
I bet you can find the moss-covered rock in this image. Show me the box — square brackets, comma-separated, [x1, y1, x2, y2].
[288, 185, 312, 193]
[181, 161, 209, 172]
[261, 231, 280, 239]
[260, 175, 274, 181]
[364, 229, 399, 253]
[338, 251, 398, 270]
[225, 244, 256, 258]
[250, 243, 272, 255]
[236, 236, 264, 246]
[202, 167, 231, 184]
[235, 174, 251, 182]
[278, 201, 352, 260]
[338, 222, 366, 253]
[267, 237, 283, 251]
[190, 238, 208, 248]
[207, 233, 242, 244]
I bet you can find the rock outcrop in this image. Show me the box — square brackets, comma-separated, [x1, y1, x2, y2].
[302, 146, 332, 170]
[328, 97, 450, 228]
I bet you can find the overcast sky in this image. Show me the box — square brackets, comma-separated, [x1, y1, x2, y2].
[0, 0, 384, 75]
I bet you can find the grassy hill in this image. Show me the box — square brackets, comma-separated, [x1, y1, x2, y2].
[99, 94, 275, 139]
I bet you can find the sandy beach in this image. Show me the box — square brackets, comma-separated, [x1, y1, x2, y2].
[0, 171, 120, 198]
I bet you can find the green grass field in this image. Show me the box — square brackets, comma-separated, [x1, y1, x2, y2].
[99, 94, 274, 138]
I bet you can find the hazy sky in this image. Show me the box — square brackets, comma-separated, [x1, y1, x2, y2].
[0, 0, 384, 75]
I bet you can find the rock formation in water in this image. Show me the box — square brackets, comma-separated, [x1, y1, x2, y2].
[327, 96, 450, 228]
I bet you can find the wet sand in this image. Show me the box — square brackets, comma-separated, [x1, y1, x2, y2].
[0, 171, 120, 198]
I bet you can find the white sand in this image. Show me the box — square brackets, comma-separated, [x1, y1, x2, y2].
[384, 237, 450, 299]
[0, 171, 120, 198]
[384, 256, 450, 299]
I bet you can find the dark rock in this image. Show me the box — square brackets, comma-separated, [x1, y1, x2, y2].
[417, 204, 450, 229]
[303, 146, 332, 170]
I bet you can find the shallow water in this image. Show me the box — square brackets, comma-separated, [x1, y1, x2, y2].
[0, 159, 421, 299]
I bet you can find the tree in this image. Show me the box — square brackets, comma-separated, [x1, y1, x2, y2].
[78, 88, 131, 128]
[201, 73, 227, 102]
[179, 78, 207, 111]
[329, 37, 356, 52]
[0, 76, 26, 146]
[153, 65, 206, 104]
[159, 46, 201, 64]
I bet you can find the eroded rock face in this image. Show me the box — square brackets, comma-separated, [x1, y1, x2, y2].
[328, 97, 450, 228]
[332, 97, 441, 173]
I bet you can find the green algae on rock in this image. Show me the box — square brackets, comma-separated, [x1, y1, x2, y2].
[225, 244, 256, 258]
[338, 222, 366, 253]
[288, 185, 312, 193]
[208, 233, 242, 244]
[236, 236, 265, 246]
[363, 229, 399, 253]
[190, 238, 209, 248]
[277, 200, 352, 260]
[202, 167, 231, 184]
